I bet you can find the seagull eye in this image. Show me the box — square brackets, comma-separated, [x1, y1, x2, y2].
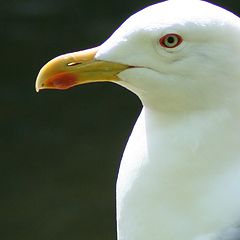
[159, 33, 183, 48]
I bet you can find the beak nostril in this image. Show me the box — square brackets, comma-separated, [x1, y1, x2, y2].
[67, 62, 81, 66]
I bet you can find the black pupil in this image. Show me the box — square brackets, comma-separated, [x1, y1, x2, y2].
[167, 36, 175, 44]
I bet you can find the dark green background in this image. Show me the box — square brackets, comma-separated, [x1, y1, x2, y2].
[1, 0, 240, 239]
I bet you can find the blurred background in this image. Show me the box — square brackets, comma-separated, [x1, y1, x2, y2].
[1, 0, 240, 239]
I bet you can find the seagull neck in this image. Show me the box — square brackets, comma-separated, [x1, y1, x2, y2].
[144, 105, 233, 126]
[142, 104, 240, 167]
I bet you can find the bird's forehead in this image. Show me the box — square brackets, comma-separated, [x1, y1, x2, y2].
[122, 0, 239, 33]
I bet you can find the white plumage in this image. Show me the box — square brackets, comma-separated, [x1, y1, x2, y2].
[97, 1, 240, 239]
[36, 0, 240, 239]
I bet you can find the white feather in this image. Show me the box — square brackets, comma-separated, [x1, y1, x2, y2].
[96, 1, 240, 239]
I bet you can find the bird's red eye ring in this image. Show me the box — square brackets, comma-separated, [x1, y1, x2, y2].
[159, 33, 183, 48]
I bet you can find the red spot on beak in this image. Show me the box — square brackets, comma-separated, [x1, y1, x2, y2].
[44, 72, 78, 90]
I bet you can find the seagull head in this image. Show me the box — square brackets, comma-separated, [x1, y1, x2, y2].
[36, 0, 240, 112]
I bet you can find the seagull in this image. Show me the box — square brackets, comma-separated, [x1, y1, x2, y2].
[36, 0, 240, 239]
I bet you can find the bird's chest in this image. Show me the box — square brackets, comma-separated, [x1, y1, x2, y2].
[116, 109, 240, 240]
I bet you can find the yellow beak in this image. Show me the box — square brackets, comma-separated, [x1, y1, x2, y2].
[35, 46, 131, 92]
